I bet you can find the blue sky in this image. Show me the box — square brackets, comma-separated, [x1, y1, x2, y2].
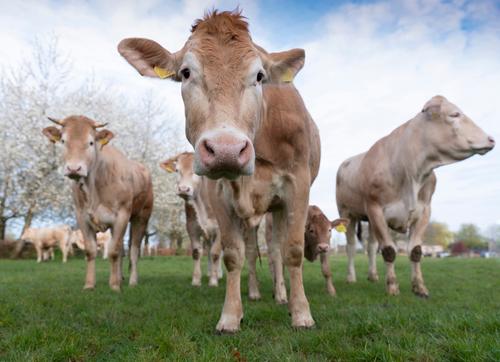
[1, 0, 499, 233]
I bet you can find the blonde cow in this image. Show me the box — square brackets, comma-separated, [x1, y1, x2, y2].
[21, 225, 72, 263]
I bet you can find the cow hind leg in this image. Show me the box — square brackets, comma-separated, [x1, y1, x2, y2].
[408, 206, 430, 298]
[267, 213, 288, 304]
[367, 227, 379, 282]
[345, 220, 357, 283]
[109, 211, 129, 291]
[208, 235, 223, 287]
[245, 226, 261, 301]
[128, 219, 146, 287]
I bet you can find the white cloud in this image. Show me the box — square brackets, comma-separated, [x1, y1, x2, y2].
[0, 0, 498, 231]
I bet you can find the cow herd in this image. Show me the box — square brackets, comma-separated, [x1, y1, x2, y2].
[26, 10, 493, 333]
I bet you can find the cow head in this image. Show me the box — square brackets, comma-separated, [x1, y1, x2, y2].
[20, 228, 35, 242]
[421, 96, 495, 162]
[42, 116, 114, 181]
[118, 10, 305, 179]
[160, 152, 200, 200]
[304, 206, 349, 262]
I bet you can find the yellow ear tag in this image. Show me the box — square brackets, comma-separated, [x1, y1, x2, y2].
[98, 138, 109, 146]
[335, 224, 347, 233]
[154, 66, 175, 79]
[281, 68, 295, 83]
[164, 165, 175, 173]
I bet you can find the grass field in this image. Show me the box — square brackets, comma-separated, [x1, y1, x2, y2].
[0, 254, 499, 361]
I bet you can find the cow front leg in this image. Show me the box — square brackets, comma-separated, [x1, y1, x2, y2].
[245, 226, 261, 300]
[367, 227, 379, 282]
[367, 204, 399, 295]
[109, 211, 129, 292]
[280, 194, 315, 329]
[81, 232, 97, 290]
[320, 253, 336, 296]
[345, 220, 357, 283]
[208, 234, 222, 287]
[215, 206, 245, 333]
[35, 245, 43, 263]
[408, 206, 430, 298]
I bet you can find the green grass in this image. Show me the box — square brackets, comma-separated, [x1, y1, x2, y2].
[0, 255, 499, 361]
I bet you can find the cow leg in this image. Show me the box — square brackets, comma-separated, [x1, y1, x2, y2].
[408, 206, 430, 298]
[209, 234, 222, 287]
[109, 211, 129, 291]
[346, 220, 357, 283]
[128, 218, 146, 286]
[281, 191, 315, 329]
[245, 226, 261, 300]
[367, 227, 379, 282]
[320, 253, 336, 296]
[268, 213, 288, 304]
[35, 244, 42, 263]
[216, 207, 245, 333]
[367, 204, 399, 295]
[191, 237, 203, 287]
[81, 230, 97, 290]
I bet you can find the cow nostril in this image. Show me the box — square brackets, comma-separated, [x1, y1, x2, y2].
[239, 141, 248, 156]
[76, 166, 82, 171]
[204, 140, 215, 155]
[488, 136, 495, 144]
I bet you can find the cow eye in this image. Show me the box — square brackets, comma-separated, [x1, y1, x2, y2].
[450, 112, 460, 118]
[181, 68, 190, 80]
[61, 139, 65, 144]
[89, 141, 94, 146]
[256, 71, 264, 83]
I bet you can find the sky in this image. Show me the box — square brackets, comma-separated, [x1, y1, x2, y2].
[1, 0, 499, 233]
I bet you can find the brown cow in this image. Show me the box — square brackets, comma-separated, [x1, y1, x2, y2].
[21, 225, 72, 263]
[119, 10, 320, 332]
[42, 116, 153, 291]
[160, 152, 224, 287]
[336, 96, 495, 297]
[265, 207, 349, 298]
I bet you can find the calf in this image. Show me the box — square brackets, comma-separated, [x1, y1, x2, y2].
[265, 207, 349, 299]
[336, 96, 495, 297]
[71, 229, 111, 259]
[21, 225, 71, 263]
[119, 10, 320, 331]
[42, 116, 153, 291]
[161, 152, 223, 287]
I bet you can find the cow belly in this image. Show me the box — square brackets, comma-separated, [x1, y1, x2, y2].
[87, 205, 116, 232]
[384, 201, 411, 233]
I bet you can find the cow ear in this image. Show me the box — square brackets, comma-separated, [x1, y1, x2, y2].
[331, 218, 349, 233]
[260, 47, 305, 84]
[95, 129, 114, 147]
[160, 158, 177, 173]
[422, 95, 446, 120]
[118, 38, 182, 81]
[42, 126, 62, 143]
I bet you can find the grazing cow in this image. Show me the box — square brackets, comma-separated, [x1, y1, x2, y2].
[265, 207, 349, 298]
[42, 116, 154, 291]
[71, 229, 111, 259]
[160, 152, 223, 287]
[119, 10, 320, 332]
[336, 96, 495, 297]
[21, 225, 72, 263]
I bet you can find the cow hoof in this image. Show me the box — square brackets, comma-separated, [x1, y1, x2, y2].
[275, 296, 288, 305]
[386, 283, 400, 296]
[129, 281, 138, 287]
[192, 280, 202, 287]
[110, 285, 121, 292]
[327, 288, 337, 297]
[412, 284, 429, 298]
[346, 275, 357, 283]
[216, 314, 242, 334]
[83, 284, 95, 291]
[249, 292, 261, 301]
[291, 313, 315, 329]
[208, 279, 218, 287]
[367, 273, 379, 282]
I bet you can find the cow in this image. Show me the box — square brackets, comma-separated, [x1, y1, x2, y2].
[118, 10, 320, 332]
[336, 95, 495, 297]
[71, 229, 111, 259]
[160, 152, 224, 287]
[265, 207, 349, 298]
[20, 225, 72, 263]
[42, 116, 154, 291]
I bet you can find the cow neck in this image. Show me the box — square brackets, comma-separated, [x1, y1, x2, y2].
[394, 117, 445, 183]
[76, 149, 108, 212]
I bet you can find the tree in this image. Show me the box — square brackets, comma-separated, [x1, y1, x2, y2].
[424, 221, 454, 247]
[454, 223, 488, 251]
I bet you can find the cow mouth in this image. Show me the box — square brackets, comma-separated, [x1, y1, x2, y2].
[472, 146, 494, 155]
[176, 192, 193, 200]
[66, 173, 84, 181]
